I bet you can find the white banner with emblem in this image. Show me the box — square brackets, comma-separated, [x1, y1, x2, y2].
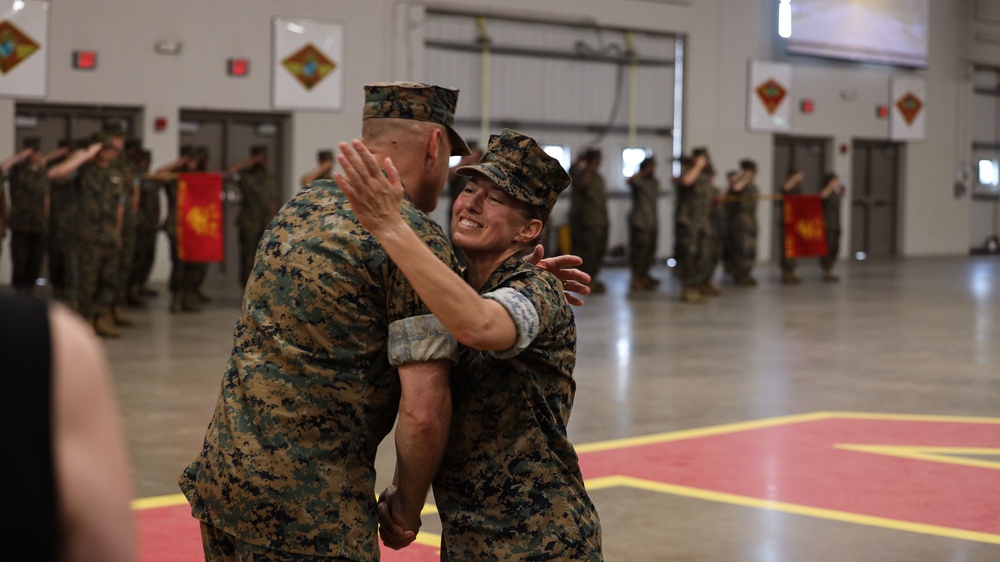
[272, 17, 344, 112]
[890, 75, 926, 141]
[0, 0, 48, 99]
[747, 60, 792, 133]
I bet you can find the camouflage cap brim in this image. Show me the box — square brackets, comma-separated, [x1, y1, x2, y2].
[363, 81, 470, 156]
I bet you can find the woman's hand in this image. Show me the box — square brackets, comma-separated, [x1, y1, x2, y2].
[336, 139, 407, 236]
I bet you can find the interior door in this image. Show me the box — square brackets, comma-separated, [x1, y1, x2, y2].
[850, 140, 900, 259]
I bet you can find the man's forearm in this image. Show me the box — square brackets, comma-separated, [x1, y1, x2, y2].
[393, 363, 451, 524]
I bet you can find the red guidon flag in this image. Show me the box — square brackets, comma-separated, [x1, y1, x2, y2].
[177, 173, 224, 262]
[783, 194, 827, 259]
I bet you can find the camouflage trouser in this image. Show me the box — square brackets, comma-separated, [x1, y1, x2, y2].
[10, 230, 47, 292]
[49, 233, 79, 303]
[168, 232, 204, 294]
[725, 227, 758, 279]
[629, 225, 657, 279]
[570, 220, 608, 280]
[116, 223, 138, 302]
[130, 228, 159, 289]
[199, 522, 355, 562]
[821, 227, 841, 271]
[239, 223, 267, 286]
[674, 225, 715, 287]
[78, 242, 119, 321]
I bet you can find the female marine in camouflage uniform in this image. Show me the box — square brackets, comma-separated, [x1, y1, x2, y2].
[339, 128, 602, 561]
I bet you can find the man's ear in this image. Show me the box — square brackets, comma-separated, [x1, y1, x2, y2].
[514, 219, 544, 244]
[424, 128, 444, 170]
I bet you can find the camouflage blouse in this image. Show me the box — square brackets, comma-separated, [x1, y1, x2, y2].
[674, 171, 715, 234]
[77, 162, 123, 247]
[236, 169, 280, 231]
[628, 175, 660, 231]
[433, 255, 604, 561]
[728, 182, 759, 235]
[179, 179, 459, 559]
[7, 163, 49, 233]
[569, 169, 609, 229]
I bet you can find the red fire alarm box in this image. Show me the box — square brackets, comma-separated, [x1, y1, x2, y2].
[73, 50, 97, 70]
[227, 58, 249, 77]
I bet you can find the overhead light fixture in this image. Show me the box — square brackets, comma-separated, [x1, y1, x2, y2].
[155, 40, 182, 55]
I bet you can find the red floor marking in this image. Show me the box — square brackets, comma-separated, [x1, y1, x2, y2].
[138, 414, 1000, 561]
[580, 415, 1000, 536]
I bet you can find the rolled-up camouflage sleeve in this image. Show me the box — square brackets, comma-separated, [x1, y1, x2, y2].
[388, 314, 459, 366]
[482, 287, 539, 359]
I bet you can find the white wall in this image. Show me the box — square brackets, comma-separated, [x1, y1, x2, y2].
[0, 0, 994, 284]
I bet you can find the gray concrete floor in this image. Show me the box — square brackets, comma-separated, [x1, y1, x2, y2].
[95, 256, 998, 560]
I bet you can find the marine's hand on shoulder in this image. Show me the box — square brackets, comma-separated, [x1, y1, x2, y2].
[336, 139, 407, 236]
[523, 244, 591, 306]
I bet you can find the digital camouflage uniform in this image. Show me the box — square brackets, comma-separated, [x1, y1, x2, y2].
[701, 185, 724, 285]
[7, 161, 49, 293]
[76, 161, 123, 322]
[821, 189, 842, 274]
[164, 179, 205, 307]
[439, 128, 603, 561]
[236, 167, 279, 285]
[434, 256, 603, 562]
[130, 174, 161, 292]
[725, 182, 759, 283]
[179, 81, 473, 560]
[48, 174, 80, 304]
[628, 175, 659, 284]
[673, 170, 715, 290]
[178, 179, 459, 559]
[569, 167, 608, 281]
[115, 156, 141, 304]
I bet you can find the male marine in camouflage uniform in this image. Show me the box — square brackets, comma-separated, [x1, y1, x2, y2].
[47, 139, 91, 307]
[109, 133, 139, 324]
[77, 134, 125, 338]
[725, 159, 760, 286]
[626, 156, 660, 292]
[674, 147, 717, 303]
[161, 146, 208, 313]
[231, 145, 279, 286]
[179, 81, 471, 561]
[819, 171, 844, 282]
[7, 138, 50, 295]
[129, 149, 160, 297]
[569, 148, 609, 293]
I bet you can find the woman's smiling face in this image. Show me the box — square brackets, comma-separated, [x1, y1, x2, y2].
[450, 174, 532, 255]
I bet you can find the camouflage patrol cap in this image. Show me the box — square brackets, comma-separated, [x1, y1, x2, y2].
[22, 137, 40, 151]
[98, 131, 119, 149]
[456, 128, 570, 211]
[317, 149, 334, 162]
[363, 81, 471, 157]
